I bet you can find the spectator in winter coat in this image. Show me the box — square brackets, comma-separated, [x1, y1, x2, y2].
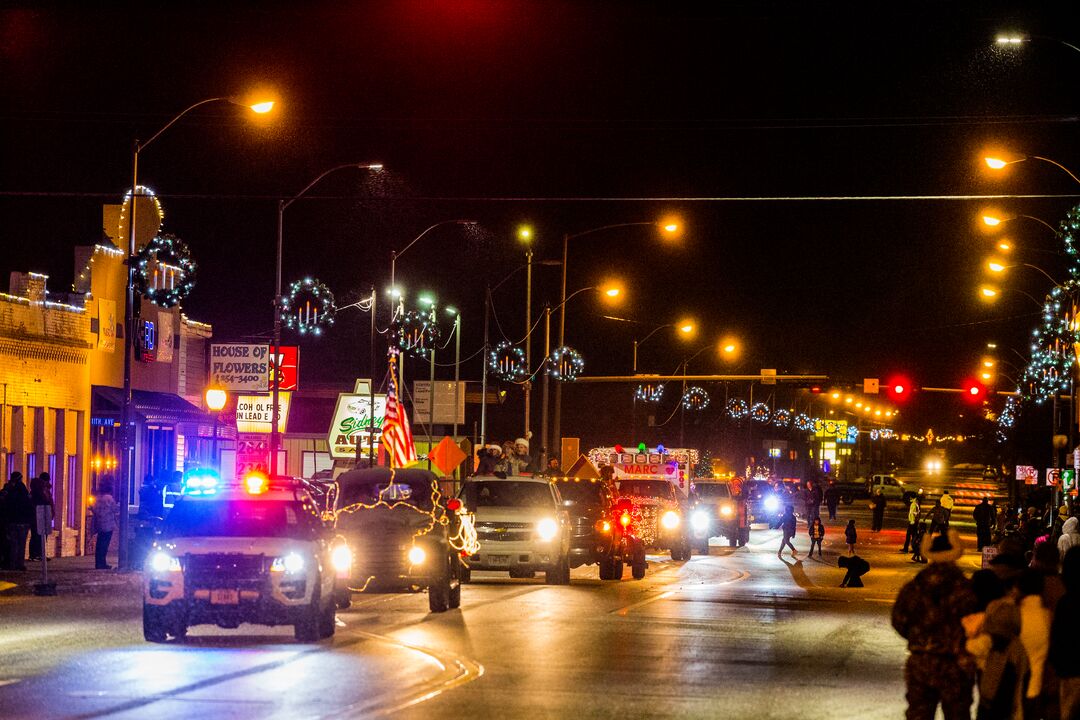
[871, 490, 886, 532]
[973, 497, 995, 551]
[1016, 570, 1052, 720]
[844, 519, 857, 555]
[91, 481, 119, 570]
[975, 595, 1028, 720]
[28, 472, 54, 561]
[929, 499, 947, 537]
[903, 496, 921, 553]
[808, 517, 824, 558]
[891, 529, 978, 720]
[777, 505, 798, 558]
[1058, 516, 1080, 564]
[1049, 546, 1080, 720]
[823, 481, 840, 520]
[1, 472, 33, 571]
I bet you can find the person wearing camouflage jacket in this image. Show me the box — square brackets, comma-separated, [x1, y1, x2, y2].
[891, 530, 978, 720]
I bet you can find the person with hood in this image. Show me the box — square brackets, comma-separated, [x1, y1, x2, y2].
[1049, 546, 1080, 720]
[974, 497, 995, 551]
[1058, 516, 1079, 564]
[1, 472, 33, 571]
[778, 504, 798, 558]
[90, 480, 119, 570]
[892, 529, 979, 720]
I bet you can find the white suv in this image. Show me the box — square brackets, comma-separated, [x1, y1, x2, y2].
[460, 476, 571, 584]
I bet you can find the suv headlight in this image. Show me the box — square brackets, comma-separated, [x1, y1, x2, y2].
[148, 550, 180, 574]
[691, 510, 710, 532]
[719, 503, 734, 517]
[408, 545, 427, 565]
[536, 518, 559, 541]
[661, 510, 681, 529]
[331, 544, 353, 573]
[271, 553, 305, 574]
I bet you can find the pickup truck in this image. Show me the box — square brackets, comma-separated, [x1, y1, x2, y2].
[834, 474, 912, 504]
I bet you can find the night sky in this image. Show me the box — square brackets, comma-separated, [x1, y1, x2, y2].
[3, 1, 1080, 451]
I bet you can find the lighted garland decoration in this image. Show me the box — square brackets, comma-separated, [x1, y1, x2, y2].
[794, 413, 813, 432]
[547, 346, 584, 382]
[846, 425, 859, 443]
[133, 233, 196, 308]
[726, 398, 748, 419]
[772, 409, 791, 428]
[750, 402, 771, 424]
[393, 309, 440, 357]
[488, 342, 528, 382]
[635, 383, 665, 403]
[279, 277, 336, 336]
[681, 386, 710, 411]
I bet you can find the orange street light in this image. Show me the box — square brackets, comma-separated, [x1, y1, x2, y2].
[205, 387, 228, 411]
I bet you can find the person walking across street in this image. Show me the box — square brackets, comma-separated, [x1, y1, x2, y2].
[891, 529, 978, 720]
[973, 497, 994, 552]
[91, 480, 119, 570]
[808, 517, 825, 558]
[872, 490, 886, 532]
[903, 495, 921, 553]
[929, 499, 947, 537]
[1, 472, 33, 571]
[845, 518, 857, 555]
[778, 505, 798, 558]
[940, 490, 955, 527]
[804, 480, 822, 523]
[824, 480, 840, 520]
[28, 472, 54, 561]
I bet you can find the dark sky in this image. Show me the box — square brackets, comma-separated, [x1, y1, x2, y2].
[2, 0, 1080, 445]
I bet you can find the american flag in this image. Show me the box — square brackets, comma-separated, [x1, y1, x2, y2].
[382, 353, 418, 468]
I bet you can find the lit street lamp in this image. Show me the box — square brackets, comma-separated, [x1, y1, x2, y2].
[631, 321, 695, 373]
[204, 386, 228, 472]
[983, 152, 1080, 187]
[272, 162, 383, 476]
[984, 258, 1062, 286]
[117, 95, 274, 571]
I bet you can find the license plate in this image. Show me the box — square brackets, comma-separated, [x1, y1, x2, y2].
[210, 589, 239, 605]
[488, 555, 511, 567]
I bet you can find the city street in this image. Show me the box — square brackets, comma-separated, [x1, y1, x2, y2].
[0, 505, 989, 720]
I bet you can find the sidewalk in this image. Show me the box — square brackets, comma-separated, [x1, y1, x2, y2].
[0, 552, 138, 598]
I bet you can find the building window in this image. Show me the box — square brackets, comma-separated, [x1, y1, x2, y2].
[302, 451, 333, 479]
[48, 453, 57, 481]
[67, 455, 79, 528]
[27, 453, 37, 479]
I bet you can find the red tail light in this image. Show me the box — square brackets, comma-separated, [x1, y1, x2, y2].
[446, 498, 462, 512]
[620, 512, 632, 527]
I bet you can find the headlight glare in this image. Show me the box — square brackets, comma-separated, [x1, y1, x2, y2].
[331, 544, 353, 573]
[149, 551, 180, 574]
[661, 510, 681, 529]
[536, 518, 559, 541]
[408, 545, 427, 565]
[719, 504, 734, 517]
[691, 510, 710, 531]
[272, 553, 306, 574]
[764, 495, 780, 512]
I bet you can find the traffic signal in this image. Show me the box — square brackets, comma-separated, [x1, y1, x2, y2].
[885, 374, 914, 403]
[962, 379, 987, 403]
[809, 385, 823, 394]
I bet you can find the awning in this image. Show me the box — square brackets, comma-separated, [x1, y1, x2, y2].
[92, 386, 212, 425]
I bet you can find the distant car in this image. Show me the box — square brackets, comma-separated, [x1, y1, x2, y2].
[689, 481, 740, 550]
[461, 475, 571, 584]
[745, 480, 783, 526]
[142, 476, 337, 643]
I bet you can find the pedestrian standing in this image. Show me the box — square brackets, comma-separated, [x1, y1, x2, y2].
[903, 495, 921, 553]
[0, 477, 9, 569]
[804, 480, 822, 523]
[872, 490, 886, 532]
[28, 472, 54, 561]
[808, 516, 824, 558]
[1058, 516, 1079, 564]
[1048, 547, 1080, 720]
[91, 480, 119, 570]
[891, 529, 978, 720]
[973, 497, 994, 552]
[824, 480, 840, 520]
[941, 490, 955, 527]
[929, 499, 946, 537]
[2, 472, 33, 571]
[844, 518, 857, 555]
[778, 505, 798, 558]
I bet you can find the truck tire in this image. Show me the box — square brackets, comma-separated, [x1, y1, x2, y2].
[598, 556, 614, 580]
[319, 597, 336, 639]
[429, 558, 452, 613]
[143, 604, 167, 643]
[449, 556, 462, 609]
[460, 563, 472, 584]
[335, 587, 352, 610]
[631, 544, 647, 579]
[611, 556, 624, 580]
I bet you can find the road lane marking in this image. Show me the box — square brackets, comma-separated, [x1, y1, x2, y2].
[0, 678, 22, 688]
[611, 569, 750, 616]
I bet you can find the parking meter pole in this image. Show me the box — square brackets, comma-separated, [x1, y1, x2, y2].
[33, 505, 56, 596]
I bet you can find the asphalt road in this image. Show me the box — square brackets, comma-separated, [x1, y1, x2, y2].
[1, 472, 1007, 719]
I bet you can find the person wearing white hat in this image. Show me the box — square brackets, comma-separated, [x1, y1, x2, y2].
[508, 436, 533, 475]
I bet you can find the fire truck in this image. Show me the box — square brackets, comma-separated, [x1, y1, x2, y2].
[588, 445, 697, 560]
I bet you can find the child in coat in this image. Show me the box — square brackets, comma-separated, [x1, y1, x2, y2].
[808, 517, 825, 558]
[844, 519, 857, 555]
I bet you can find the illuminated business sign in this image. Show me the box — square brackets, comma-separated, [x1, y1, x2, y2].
[211, 344, 299, 393]
[327, 393, 387, 459]
[235, 393, 291, 434]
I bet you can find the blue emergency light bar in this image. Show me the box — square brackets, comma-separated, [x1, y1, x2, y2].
[182, 468, 221, 496]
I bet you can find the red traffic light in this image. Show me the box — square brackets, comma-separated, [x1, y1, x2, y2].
[809, 385, 822, 394]
[962, 379, 987, 402]
[885, 374, 913, 403]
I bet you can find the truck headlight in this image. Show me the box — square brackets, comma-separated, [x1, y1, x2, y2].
[691, 510, 710, 532]
[271, 553, 305, 574]
[148, 551, 180, 574]
[408, 545, 427, 565]
[661, 510, 681, 529]
[536, 518, 559, 541]
[719, 503, 734, 517]
[331, 544, 353, 573]
[764, 495, 780, 513]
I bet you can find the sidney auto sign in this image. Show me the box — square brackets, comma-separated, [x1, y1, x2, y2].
[327, 393, 387, 459]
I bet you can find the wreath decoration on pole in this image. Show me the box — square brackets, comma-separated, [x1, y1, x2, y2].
[635, 383, 665, 403]
[392, 308, 440, 357]
[682, 386, 710, 411]
[133, 233, 196, 308]
[547, 346, 584, 382]
[280, 277, 336, 336]
[750, 402, 771, 424]
[489, 342, 528, 382]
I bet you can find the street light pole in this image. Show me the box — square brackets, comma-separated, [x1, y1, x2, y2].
[540, 306, 551, 470]
[272, 162, 382, 478]
[524, 247, 533, 438]
[480, 286, 491, 448]
[118, 96, 274, 571]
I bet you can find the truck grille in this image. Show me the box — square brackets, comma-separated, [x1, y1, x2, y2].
[475, 521, 532, 543]
[184, 554, 267, 589]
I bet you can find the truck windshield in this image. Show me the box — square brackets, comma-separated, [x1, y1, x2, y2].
[163, 500, 317, 540]
[618, 480, 675, 499]
[336, 478, 434, 510]
[554, 480, 604, 509]
[461, 480, 553, 508]
[693, 484, 731, 499]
